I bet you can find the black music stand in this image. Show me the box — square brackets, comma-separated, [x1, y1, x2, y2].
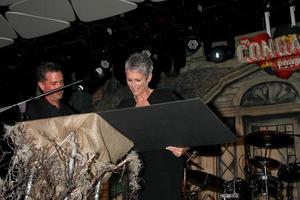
[99, 98, 236, 152]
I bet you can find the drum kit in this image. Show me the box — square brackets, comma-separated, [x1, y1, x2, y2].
[186, 130, 300, 200]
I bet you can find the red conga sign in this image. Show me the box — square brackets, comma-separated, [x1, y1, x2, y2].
[237, 32, 300, 79]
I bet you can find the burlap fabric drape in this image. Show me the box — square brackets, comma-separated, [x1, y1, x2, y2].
[2, 113, 137, 199]
[18, 113, 133, 165]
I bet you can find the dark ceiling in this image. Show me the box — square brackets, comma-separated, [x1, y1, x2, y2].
[0, 0, 299, 113]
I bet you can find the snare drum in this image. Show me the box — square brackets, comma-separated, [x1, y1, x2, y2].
[249, 175, 281, 200]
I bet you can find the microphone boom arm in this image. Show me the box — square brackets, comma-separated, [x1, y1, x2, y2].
[0, 77, 89, 114]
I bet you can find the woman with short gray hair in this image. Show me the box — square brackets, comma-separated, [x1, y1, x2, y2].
[118, 51, 189, 200]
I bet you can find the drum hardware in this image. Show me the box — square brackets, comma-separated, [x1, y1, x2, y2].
[184, 146, 222, 170]
[244, 131, 292, 200]
[184, 151, 204, 170]
[253, 153, 270, 200]
[258, 175, 269, 180]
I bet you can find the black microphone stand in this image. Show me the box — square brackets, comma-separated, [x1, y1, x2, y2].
[0, 76, 91, 115]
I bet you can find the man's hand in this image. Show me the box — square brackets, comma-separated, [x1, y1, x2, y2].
[166, 146, 190, 157]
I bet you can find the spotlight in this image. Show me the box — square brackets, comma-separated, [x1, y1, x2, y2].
[210, 47, 226, 63]
[209, 45, 235, 63]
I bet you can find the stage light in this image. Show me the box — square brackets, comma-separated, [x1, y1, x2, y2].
[185, 25, 201, 56]
[208, 43, 235, 63]
[186, 36, 201, 56]
[106, 27, 112, 35]
[142, 49, 151, 57]
[210, 46, 226, 63]
[100, 60, 110, 69]
[187, 39, 199, 51]
[197, 4, 203, 13]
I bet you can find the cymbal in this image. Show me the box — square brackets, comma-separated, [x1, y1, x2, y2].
[249, 156, 281, 169]
[277, 162, 300, 182]
[244, 130, 294, 148]
[186, 169, 225, 192]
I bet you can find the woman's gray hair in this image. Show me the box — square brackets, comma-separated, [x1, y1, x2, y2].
[125, 52, 153, 76]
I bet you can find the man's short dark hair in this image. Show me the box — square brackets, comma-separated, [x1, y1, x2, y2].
[36, 62, 62, 82]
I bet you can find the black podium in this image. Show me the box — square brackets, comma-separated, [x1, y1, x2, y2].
[99, 98, 236, 152]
